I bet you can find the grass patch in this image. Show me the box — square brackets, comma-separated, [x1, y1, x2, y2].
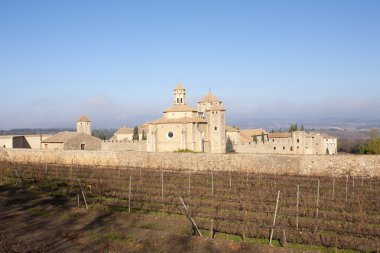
[91, 231, 133, 244]
[27, 208, 50, 217]
[174, 149, 201, 153]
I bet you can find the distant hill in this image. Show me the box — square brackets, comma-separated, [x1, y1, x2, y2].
[0, 128, 117, 140]
[0, 128, 74, 135]
[318, 129, 371, 141]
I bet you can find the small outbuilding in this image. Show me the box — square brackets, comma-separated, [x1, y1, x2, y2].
[41, 115, 101, 150]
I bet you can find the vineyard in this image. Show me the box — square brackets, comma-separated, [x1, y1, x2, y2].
[1, 162, 379, 252]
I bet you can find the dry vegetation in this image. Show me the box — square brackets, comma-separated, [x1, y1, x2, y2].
[1, 162, 380, 252]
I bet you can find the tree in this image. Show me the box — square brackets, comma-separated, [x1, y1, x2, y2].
[92, 131, 106, 140]
[261, 132, 265, 143]
[289, 123, 300, 132]
[132, 126, 139, 140]
[226, 136, 235, 153]
[367, 134, 380, 154]
[252, 135, 258, 144]
[141, 130, 147, 140]
[357, 129, 380, 154]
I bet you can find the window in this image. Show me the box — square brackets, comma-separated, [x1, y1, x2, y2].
[3, 145, 5, 148]
[167, 131, 174, 139]
[274, 147, 276, 150]
[283, 147, 285, 150]
[81, 144, 85, 150]
[297, 146, 299, 149]
[290, 146, 293, 151]
[214, 126, 217, 130]
[297, 139, 299, 143]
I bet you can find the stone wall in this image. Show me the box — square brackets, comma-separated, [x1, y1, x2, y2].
[101, 140, 147, 152]
[0, 148, 379, 177]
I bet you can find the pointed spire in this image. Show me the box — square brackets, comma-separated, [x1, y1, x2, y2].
[199, 91, 221, 103]
[77, 115, 90, 122]
[174, 82, 185, 90]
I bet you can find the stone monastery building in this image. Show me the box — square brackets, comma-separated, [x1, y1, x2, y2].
[0, 83, 337, 155]
[103, 83, 338, 155]
[147, 83, 226, 153]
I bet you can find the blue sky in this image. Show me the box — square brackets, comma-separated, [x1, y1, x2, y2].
[0, 0, 379, 129]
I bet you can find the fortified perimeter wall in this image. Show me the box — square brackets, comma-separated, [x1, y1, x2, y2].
[0, 148, 379, 177]
[101, 140, 147, 152]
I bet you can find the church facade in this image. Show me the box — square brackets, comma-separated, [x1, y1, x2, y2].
[147, 83, 226, 153]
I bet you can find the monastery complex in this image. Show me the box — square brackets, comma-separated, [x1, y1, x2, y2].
[0, 83, 337, 155]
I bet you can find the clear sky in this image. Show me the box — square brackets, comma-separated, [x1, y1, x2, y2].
[0, 0, 379, 129]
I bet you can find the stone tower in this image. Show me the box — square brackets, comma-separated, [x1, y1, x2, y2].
[197, 92, 226, 153]
[76, 115, 91, 135]
[197, 92, 223, 117]
[173, 82, 186, 105]
[207, 103, 226, 153]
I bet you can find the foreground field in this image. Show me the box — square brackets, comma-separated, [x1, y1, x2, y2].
[0, 185, 313, 253]
[0, 162, 379, 252]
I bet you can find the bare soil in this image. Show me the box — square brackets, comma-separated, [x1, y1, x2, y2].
[0, 185, 310, 253]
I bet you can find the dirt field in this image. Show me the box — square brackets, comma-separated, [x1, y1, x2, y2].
[0, 184, 315, 253]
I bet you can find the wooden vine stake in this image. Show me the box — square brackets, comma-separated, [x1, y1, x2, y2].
[296, 185, 300, 230]
[345, 175, 349, 202]
[78, 179, 88, 209]
[161, 172, 164, 214]
[269, 190, 280, 246]
[188, 172, 191, 197]
[229, 171, 232, 190]
[332, 177, 335, 200]
[128, 175, 132, 213]
[210, 171, 214, 238]
[315, 179, 320, 232]
[180, 197, 202, 237]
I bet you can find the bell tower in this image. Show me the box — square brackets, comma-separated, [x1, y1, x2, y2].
[207, 104, 226, 153]
[76, 115, 91, 135]
[173, 82, 186, 105]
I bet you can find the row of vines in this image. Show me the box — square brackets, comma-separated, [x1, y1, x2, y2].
[0, 162, 379, 252]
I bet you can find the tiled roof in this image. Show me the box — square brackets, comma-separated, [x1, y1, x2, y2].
[322, 134, 337, 139]
[77, 115, 90, 122]
[174, 82, 185, 90]
[41, 132, 97, 143]
[240, 134, 253, 143]
[268, 132, 292, 138]
[199, 92, 221, 103]
[240, 129, 268, 142]
[114, 127, 134, 135]
[226, 125, 239, 132]
[149, 117, 207, 124]
[164, 104, 196, 113]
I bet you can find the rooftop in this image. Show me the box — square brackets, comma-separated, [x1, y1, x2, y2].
[240, 128, 268, 142]
[199, 91, 221, 103]
[42, 131, 94, 143]
[77, 115, 90, 122]
[268, 132, 292, 138]
[149, 116, 207, 124]
[164, 104, 197, 113]
[174, 82, 185, 90]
